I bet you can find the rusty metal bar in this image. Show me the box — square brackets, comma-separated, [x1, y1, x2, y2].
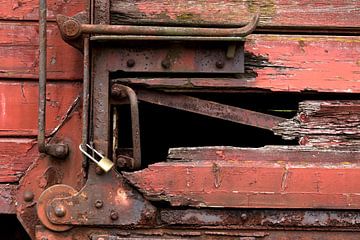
[112, 88, 286, 131]
[112, 85, 141, 169]
[57, 13, 259, 40]
[38, 0, 68, 158]
[82, 37, 90, 162]
[90, 35, 246, 42]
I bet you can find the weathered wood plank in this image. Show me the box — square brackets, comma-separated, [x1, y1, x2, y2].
[0, 81, 82, 136]
[0, 184, 16, 213]
[116, 35, 360, 93]
[0, 0, 85, 21]
[111, 0, 360, 29]
[124, 147, 360, 209]
[0, 139, 38, 183]
[0, 21, 82, 80]
[275, 101, 360, 148]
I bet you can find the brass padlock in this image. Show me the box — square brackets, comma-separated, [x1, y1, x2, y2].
[79, 144, 115, 172]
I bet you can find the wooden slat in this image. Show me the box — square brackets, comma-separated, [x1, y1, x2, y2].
[117, 34, 360, 93]
[0, 0, 85, 21]
[0, 81, 81, 136]
[124, 147, 360, 209]
[0, 21, 82, 80]
[111, 0, 360, 29]
[0, 139, 38, 183]
[274, 101, 360, 148]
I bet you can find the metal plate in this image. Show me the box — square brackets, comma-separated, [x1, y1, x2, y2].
[105, 42, 244, 73]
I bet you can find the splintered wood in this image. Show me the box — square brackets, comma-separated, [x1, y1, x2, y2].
[124, 146, 360, 209]
[274, 101, 360, 148]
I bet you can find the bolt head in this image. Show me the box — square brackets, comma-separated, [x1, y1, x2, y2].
[240, 213, 248, 221]
[215, 61, 224, 69]
[23, 190, 34, 202]
[110, 210, 119, 221]
[95, 166, 104, 175]
[54, 204, 67, 218]
[95, 200, 103, 209]
[126, 59, 135, 68]
[62, 19, 81, 39]
[161, 59, 171, 69]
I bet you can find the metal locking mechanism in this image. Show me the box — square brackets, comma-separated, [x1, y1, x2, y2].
[79, 144, 114, 172]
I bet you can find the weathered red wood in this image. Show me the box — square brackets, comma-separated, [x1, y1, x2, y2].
[0, 0, 85, 21]
[124, 147, 360, 209]
[0, 139, 38, 183]
[275, 101, 360, 148]
[0, 22, 82, 80]
[111, 0, 360, 28]
[0, 81, 82, 137]
[116, 35, 360, 93]
[0, 184, 16, 213]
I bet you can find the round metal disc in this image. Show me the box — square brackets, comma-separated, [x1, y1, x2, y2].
[37, 184, 77, 232]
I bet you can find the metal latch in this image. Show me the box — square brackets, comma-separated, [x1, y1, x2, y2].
[79, 144, 114, 172]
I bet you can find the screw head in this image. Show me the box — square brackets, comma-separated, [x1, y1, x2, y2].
[240, 213, 248, 221]
[161, 59, 171, 69]
[54, 204, 67, 218]
[95, 200, 103, 209]
[215, 61, 224, 69]
[126, 59, 135, 68]
[110, 210, 119, 221]
[23, 190, 34, 202]
[95, 166, 104, 175]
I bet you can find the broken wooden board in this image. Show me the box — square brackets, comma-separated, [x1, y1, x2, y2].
[0, 139, 38, 183]
[0, 81, 82, 137]
[274, 101, 360, 148]
[114, 34, 360, 93]
[0, 0, 85, 21]
[124, 146, 360, 209]
[111, 0, 360, 30]
[0, 22, 82, 80]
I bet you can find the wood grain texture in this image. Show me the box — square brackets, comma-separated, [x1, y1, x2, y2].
[0, 0, 85, 21]
[0, 81, 82, 136]
[0, 139, 38, 183]
[275, 101, 360, 148]
[0, 22, 82, 80]
[111, 0, 360, 28]
[124, 146, 360, 209]
[117, 34, 360, 93]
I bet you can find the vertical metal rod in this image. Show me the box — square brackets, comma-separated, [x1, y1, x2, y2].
[82, 37, 90, 148]
[38, 0, 47, 153]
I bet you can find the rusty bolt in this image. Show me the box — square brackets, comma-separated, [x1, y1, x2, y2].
[127, 59, 135, 68]
[54, 204, 67, 218]
[240, 213, 248, 221]
[299, 112, 309, 123]
[215, 61, 224, 69]
[110, 210, 119, 221]
[95, 166, 104, 175]
[23, 190, 34, 202]
[299, 136, 309, 145]
[161, 59, 171, 69]
[95, 200, 103, 209]
[62, 19, 81, 39]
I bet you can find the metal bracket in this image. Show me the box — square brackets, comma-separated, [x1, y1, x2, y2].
[38, 168, 156, 229]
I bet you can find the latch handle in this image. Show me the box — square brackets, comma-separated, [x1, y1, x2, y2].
[57, 13, 260, 40]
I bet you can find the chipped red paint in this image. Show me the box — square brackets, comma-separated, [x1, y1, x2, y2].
[124, 147, 360, 209]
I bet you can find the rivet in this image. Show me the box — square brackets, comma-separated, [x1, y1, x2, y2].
[54, 204, 66, 218]
[241, 213, 248, 221]
[95, 200, 103, 209]
[23, 190, 34, 202]
[126, 59, 135, 68]
[95, 166, 104, 175]
[110, 210, 119, 221]
[161, 59, 171, 69]
[299, 112, 309, 123]
[215, 61, 224, 69]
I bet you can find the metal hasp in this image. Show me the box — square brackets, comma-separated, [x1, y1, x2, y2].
[38, 0, 69, 158]
[57, 13, 259, 40]
[111, 85, 141, 169]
